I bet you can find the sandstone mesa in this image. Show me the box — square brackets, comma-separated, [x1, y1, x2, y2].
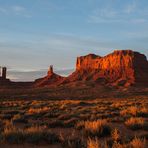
[0, 50, 148, 87]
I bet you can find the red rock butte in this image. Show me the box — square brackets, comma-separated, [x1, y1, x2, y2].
[34, 65, 64, 87]
[61, 50, 148, 87]
[0, 50, 148, 87]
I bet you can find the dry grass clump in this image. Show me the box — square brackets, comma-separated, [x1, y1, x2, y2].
[75, 120, 85, 130]
[128, 106, 138, 116]
[24, 126, 59, 144]
[139, 107, 148, 117]
[140, 107, 147, 114]
[130, 137, 146, 148]
[120, 105, 148, 118]
[59, 131, 85, 148]
[112, 142, 127, 148]
[2, 125, 24, 143]
[12, 114, 27, 123]
[84, 120, 111, 137]
[87, 137, 108, 148]
[1, 125, 59, 144]
[61, 138, 84, 148]
[27, 106, 50, 115]
[111, 137, 146, 148]
[125, 117, 144, 130]
[76, 119, 111, 137]
[120, 106, 138, 117]
[120, 109, 128, 117]
[111, 128, 120, 142]
[87, 138, 100, 148]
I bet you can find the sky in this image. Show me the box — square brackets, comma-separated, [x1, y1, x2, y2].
[0, 0, 148, 81]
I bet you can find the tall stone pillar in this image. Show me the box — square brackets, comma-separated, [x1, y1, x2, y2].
[2, 67, 7, 80]
[50, 65, 53, 73]
[48, 65, 53, 75]
[0, 66, 1, 77]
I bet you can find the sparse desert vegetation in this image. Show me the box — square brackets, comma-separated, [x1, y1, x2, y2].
[76, 119, 111, 137]
[125, 117, 145, 130]
[0, 96, 148, 147]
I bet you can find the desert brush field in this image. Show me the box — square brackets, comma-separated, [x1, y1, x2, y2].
[0, 95, 148, 148]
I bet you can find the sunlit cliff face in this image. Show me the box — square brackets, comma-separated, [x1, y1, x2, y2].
[66, 50, 148, 86]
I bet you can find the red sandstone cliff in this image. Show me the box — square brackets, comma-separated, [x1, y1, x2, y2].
[64, 50, 148, 86]
[34, 50, 148, 87]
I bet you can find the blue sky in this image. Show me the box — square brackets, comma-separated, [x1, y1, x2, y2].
[0, 0, 148, 81]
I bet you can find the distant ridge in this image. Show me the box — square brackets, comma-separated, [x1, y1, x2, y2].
[35, 50, 148, 87]
[1, 50, 148, 88]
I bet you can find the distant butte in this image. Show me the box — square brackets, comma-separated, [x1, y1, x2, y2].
[34, 65, 64, 87]
[1, 50, 148, 88]
[63, 50, 148, 87]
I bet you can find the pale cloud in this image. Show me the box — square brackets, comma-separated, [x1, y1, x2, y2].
[88, 8, 121, 23]
[0, 5, 32, 18]
[88, 6, 118, 22]
[89, 16, 147, 24]
[0, 7, 8, 14]
[123, 30, 148, 38]
[130, 18, 147, 23]
[88, 0, 147, 24]
[6, 34, 112, 53]
[12, 5, 25, 12]
[98, 8, 117, 18]
[124, 0, 137, 14]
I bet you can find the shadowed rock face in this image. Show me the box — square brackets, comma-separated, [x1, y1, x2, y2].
[65, 50, 148, 86]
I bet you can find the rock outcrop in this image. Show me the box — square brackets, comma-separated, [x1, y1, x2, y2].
[33, 50, 148, 87]
[0, 67, 10, 86]
[34, 66, 64, 87]
[64, 50, 148, 86]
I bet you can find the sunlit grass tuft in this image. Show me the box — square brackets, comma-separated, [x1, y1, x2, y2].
[125, 117, 144, 130]
[130, 137, 146, 148]
[76, 119, 111, 137]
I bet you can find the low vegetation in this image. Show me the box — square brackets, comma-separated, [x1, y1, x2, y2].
[0, 97, 148, 147]
[125, 117, 145, 130]
[130, 137, 146, 148]
[2, 125, 59, 144]
[111, 128, 120, 142]
[87, 138, 100, 148]
[76, 119, 111, 137]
